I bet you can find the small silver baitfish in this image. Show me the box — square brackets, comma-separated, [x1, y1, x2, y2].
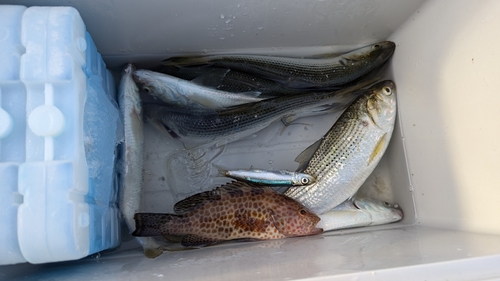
[162, 41, 395, 89]
[133, 69, 268, 110]
[132, 181, 323, 247]
[284, 80, 397, 214]
[118, 64, 163, 258]
[317, 197, 403, 232]
[217, 166, 316, 186]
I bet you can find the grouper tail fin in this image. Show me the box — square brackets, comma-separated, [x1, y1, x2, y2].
[132, 213, 176, 237]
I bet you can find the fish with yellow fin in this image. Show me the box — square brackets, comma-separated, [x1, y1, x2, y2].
[285, 80, 397, 214]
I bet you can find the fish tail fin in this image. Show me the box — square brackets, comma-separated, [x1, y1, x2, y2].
[212, 163, 229, 177]
[162, 56, 210, 67]
[132, 213, 176, 237]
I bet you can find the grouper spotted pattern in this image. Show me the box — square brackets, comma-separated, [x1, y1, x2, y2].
[133, 181, 323, 247]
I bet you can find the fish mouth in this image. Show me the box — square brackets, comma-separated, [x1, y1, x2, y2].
[312, 227, 324, 235]
[393, 205, 404, 220]
[132, 70, 150, 85]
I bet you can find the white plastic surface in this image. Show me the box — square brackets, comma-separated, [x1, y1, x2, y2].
[2, 0, 500, 280]
[390, 0, 500, 234]
[0, 4, 28, 266]
[4, 226, 500, 281]
[0, 5, 121, 265]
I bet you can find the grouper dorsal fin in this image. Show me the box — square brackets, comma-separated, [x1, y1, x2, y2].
[173, 181, 272, 214]
[294, 139, 322, 172]
[173, 190, 220, 215]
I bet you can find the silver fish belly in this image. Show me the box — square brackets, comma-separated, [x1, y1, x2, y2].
[118, 64, 162, 258]
[317, 197, 403, 232]
[133, 69, 266, 110]
[284, 80, 397, 214]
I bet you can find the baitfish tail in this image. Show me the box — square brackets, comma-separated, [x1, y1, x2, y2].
[132, 213, 176, 237]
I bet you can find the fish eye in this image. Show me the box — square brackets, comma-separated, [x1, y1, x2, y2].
[301, 178, 310, 184]
[384, 201, 391, 206]
[143, 87, 151, 93]
[382, 86, 392, 95]
[372, 44, 381, 49]
[299, 209, 307, 215]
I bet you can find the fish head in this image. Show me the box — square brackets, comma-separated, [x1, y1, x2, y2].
[342, 41, 396, 70]
[291, 173, 316, 186]
[133, 70, 184, 105]
[273, 198, 323, 237]
[353, 197, 403, 225]
[133, 69, 163, 94]
[365, 80, 397, 130]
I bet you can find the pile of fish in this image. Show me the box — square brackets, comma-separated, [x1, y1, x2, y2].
[118, 41, 403, 256]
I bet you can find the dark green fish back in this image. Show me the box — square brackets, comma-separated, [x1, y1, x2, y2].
[163, 41, 395, 88]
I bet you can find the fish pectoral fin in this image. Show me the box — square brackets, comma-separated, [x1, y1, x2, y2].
[368, 133, 387, 165]
[281, 114, 297, 126]
[268, 210, 288, 236]
[281, 104, 337, 127]
[181, 235, 220, 247]
[294, 139, 322, 171]
[162, 234, 184, 243]
[144, 116, 181, 139]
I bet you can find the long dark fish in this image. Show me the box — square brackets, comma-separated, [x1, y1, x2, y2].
[144, 79, 376, 148]
[132, 181, 322, 247]
[162, 41, 395, 89]
[156, 65, 305, 96]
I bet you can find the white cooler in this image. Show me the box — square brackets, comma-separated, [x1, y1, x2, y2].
[1, 0, 500, 280]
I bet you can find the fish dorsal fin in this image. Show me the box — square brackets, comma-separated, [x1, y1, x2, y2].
[174, 181, 272, 214]
[173, 190, 221, 215]
[294, 139, 322, 172]
[190, 68, 230, 88]
[217, 181, 273, 198]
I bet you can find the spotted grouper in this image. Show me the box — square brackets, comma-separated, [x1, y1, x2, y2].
[132, 181, 323, 247]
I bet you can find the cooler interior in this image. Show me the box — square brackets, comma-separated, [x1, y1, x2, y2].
[2, 0, 500, 280]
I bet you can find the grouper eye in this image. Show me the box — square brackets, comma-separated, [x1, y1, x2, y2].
[301, 178, 310, 184]
[299, 209, 307, 216]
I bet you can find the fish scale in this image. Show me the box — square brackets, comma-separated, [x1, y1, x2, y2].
[132, 181, 322, 247]
[285, 80, 397, 214]
[163, 41, 395, 89]
[144, 80, 372, 148]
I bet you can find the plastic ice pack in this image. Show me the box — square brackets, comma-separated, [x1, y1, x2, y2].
[0, 5, 122, 265]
